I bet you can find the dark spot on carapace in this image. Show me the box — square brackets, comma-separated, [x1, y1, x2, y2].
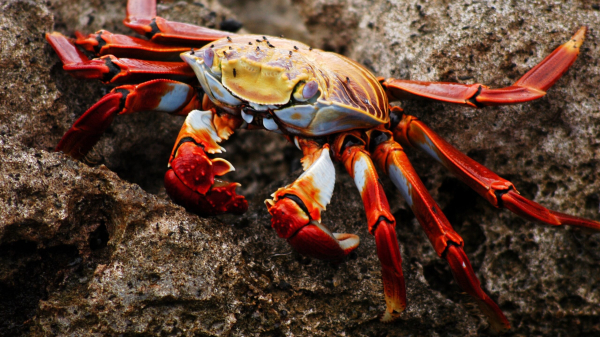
[226, 36, 232, 42]
[233, 68, 236, 77]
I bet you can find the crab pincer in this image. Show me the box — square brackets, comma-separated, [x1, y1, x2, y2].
[165, 109, 247, 216]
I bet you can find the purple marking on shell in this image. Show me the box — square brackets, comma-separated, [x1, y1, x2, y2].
[224, 50, 240, 60]
[303, 80, 318, 99]
[203, 48, 214, 68]
[246, 50, 266, 62]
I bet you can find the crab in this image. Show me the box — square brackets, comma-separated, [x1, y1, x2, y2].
[45, 0, 599, 333]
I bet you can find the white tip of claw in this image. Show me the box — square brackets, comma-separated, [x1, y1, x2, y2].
[333, 233, 360, 252]
[211, 158, 235, 176]
[264, 198, 275, 208]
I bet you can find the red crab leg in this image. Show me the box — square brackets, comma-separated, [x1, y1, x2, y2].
[125, 0, 231, 45]
[74, 30, 190, 61]
[332, 132, 406, 322]
[266, 142, 360, 262]
[370, 135, 511, 333]
[382, 27, 586, 107]
[46, 32, 195, 84]
[165, 109, 247, 216]
[56, 79, 202, 160]
[394, 114, 600, 231]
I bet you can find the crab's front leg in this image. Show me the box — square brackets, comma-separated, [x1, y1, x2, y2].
[165, 109, 247, 216]
[265, 140, 359, 261]
[331, 132, 406, 322]
[124, 0, 231, 45]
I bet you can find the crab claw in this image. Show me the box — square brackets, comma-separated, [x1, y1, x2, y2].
[265, 147, 359, 261]
[165, 141, 247, 216]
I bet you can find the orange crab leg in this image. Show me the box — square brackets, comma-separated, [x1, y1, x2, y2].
[73, 30, 190, 61]
[56, 79, 202, 160]
[394, 114, 600, 231]
[266, 143, 360, 262]
[125, 0, 232, 45]
[370, 136, 510, 333]
[332, 133, 406, 321]
[382, 27, 586, 107]
[166, 109, 247, 216]
[46, 32, 195, 84]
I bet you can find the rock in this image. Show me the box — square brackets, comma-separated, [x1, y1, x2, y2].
[0, 0, 599, 336]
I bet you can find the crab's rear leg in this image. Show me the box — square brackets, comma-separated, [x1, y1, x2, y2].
[165, 109, 247, 216]
[331, 132, 406, 321]
[125, 0, 232, 45]
[73, 30, 190, 61]
[370, 132, 511, 333]
[265, 141, 359, 261]
[393, 114, 600, 231]
[381, 27, 586, 107]
[46, 32, 195, 84]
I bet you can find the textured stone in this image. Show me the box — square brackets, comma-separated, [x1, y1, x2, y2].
[0, 0, 599, 336]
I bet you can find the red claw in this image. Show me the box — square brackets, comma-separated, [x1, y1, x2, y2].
[266, 146, 359, 262]
[267, 196, 359, 262]
[165, 142, 247, 216]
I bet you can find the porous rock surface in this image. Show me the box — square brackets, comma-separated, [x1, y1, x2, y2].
[0, 0, 599, 336]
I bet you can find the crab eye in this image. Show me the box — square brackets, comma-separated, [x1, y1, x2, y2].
[293, 80, 320, 102]
[203, 48, 214, 68]
[302, 80, 318, 99]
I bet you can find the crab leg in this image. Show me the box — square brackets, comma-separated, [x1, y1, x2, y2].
[370, 135, 511, 333]
[73, 30, 190, 61]
[382, 27, 586, 107]
[332, 132, 406, 322]
[266, 142, 360, 261]
[46, 32, 195, 84]
[394, 114, 600, 231]
[56, 79, 202, 159]
[166, 109, 247, 216]
[125, 0, 232, 45]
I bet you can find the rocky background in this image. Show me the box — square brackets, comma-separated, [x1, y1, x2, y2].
[1, 0, 599, 336]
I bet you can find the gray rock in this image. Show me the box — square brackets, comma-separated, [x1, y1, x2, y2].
[0, 0, 599, 336]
